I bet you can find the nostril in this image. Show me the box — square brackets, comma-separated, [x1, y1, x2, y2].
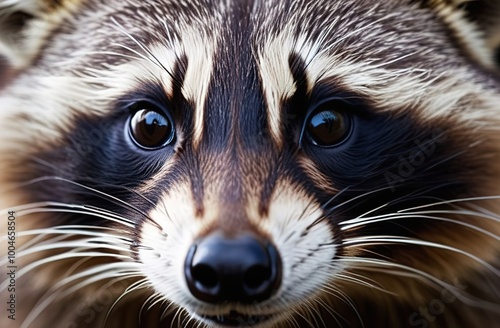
[244, 265, 270, 290]
[192, 264, 218, 289]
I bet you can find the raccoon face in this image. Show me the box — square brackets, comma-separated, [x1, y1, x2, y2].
[0, 0, 499, 327]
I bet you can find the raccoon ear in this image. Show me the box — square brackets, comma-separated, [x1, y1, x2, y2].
[455, 0, 500, 67]
[0, 0, 76, 69]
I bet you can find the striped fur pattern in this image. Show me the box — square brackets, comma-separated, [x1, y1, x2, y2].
[0, 0, 499, 327]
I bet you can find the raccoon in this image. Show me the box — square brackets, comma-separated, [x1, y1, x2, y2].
[1, 0, 499, 327]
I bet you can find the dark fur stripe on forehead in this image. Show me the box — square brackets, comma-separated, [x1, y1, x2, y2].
[200, 1, 269, 151]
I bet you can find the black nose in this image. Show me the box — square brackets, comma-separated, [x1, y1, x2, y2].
[184, 233, 282, 303]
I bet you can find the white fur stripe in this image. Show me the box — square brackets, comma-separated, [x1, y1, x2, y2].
[257, 27, 298, 147]
[178, 26, 217, 148]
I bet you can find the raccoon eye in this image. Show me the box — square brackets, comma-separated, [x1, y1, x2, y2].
[129, 107, 175, 149]
[306, 103, 351, 147]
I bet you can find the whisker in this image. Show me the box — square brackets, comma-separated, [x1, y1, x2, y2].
[401, 209, 500, 222]
[324, 185, 394, 214]
[110, 17, 183, 90]
[1, 238, 132, 266]
[15, 207, 134, 227]
[140, 292, 164, 319]
[20, 266, 141, 328]
[319, 285, 364, 328]
[170, 301, 187, 328]
[10, 175, 162, 229]
[321, 186, 351, 210]
[338, 256, 500, 312]
[1, 251, 132, 291]
[334, 273, 395, 295]
[340, 214, 499, 240]
[398, 195, 500, 213]
[11, 225, 126, 239]
[105, 278, 151, 326]
[302, 299, 325, 327]
[343, 236, 500, 276]
[57, 265, 143, 299]
[14, 233, 69, 253]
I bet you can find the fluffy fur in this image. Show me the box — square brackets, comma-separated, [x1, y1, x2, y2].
[1, 0, 499, 327]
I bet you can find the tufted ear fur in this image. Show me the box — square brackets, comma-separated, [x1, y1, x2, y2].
[455, 0, 500, 67]
[0, 0, 79, 70]
[415, 0, 500, 69]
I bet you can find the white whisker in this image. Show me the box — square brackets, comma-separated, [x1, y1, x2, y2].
[324, 186, 393, 214]
[1, 238, 131, 266]
[1, 252, 132, 291]
[140, 292, 165, 319]
[340, 214, 499, 240]
[343, 236, 500, 276]
[16, 207, 134, 227]
[398, 195, 500, 213]
[110, 16, 179, 85]
[319, 285, 364, 328]
[105, 278, 151, 325]
[60, 268, 143, 300]
[11, 176, 154, 222]
[21, 267, 141, 328]
[334, 272, 395, 295]
[338, 256, 500, 312]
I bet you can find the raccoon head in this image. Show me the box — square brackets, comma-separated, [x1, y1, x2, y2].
[0, 0, 499, 327]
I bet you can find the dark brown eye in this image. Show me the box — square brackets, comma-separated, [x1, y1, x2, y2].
[129, 108, 175, 149]
[306, 106, 351, 147]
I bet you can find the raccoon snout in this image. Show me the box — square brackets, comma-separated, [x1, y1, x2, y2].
[184, 233, 282, 304]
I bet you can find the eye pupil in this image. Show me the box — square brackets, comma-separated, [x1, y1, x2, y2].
[307, 106, 350, 147]
[130, 108, 174, 149]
